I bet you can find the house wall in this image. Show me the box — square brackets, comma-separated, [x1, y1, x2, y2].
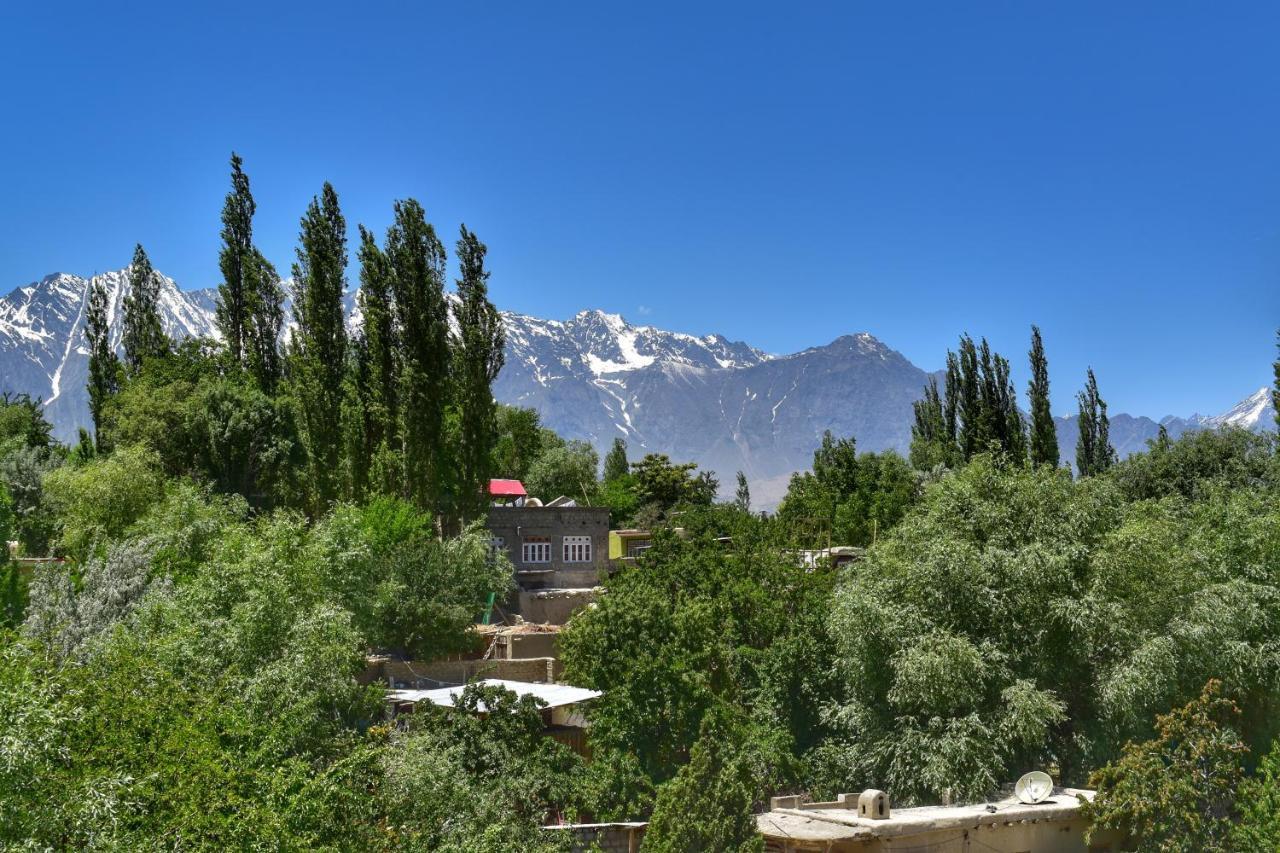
[487, 506, 611, 590]
[518, 588, 600, 625]
[361, 656, 563, 687]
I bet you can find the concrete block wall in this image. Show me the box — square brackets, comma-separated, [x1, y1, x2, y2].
[363, 656, 563, 687]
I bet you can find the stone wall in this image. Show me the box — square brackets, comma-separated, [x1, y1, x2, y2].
[543, 822, 646, 853]
[518, 588, 600, 625]
[362, 656, 563, 687]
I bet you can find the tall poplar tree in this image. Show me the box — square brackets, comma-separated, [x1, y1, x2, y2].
[957, 335, 983, 458]
[943, 351, 960, 447]
[1272, 329, 1280, 432]
[217, 152, 254, 365]
[386, 199, 450, 513]
[735, 471, 751, 512]
[1027, 325, 1059, 467]
[603, 437, 630, 482]
[910, 376, 951, 469]
[290, 183, 348, 511]
[1075, 368, 1115, 477]
[122, 243, 169, 371]
[452, 225, 505, 522]
[217, 154, 284, 390]
[84, 276, 119, 450]
[357, 225, 399, 493]
[246, 248, 285, 392]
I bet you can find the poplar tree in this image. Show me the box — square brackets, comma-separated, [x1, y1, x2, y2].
[957, 335, 983, 458]
[290, 183, 348, 511]
[909, 376, 950, 469]
[122, 244, 169, 371]
[453, 225, 505, 522]
[84, 276, 119, 450]
[1075, 368, 1115, 477]
[246, 248, 285, 392]
[993, 350, 1027, 463]
[216, 152, 254, 365]
[217, 154, 284, 390]
[943, 351, 960, 446]
[1028, 325, 1059, 467]
[735, 471, 751, 512]
[1273, 329, 1280, 432]
[603, 438, 630, 482]
[357, 225, 399, 493]
[386, 199, 450, 513]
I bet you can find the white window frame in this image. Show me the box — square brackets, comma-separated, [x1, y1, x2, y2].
[563, 535, 592, 563]
[522, 536, 551, 564]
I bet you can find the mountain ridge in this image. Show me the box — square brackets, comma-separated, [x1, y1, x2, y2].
[1, 267, 1273, 507]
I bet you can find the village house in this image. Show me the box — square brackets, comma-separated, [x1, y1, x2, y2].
[485, 480, 612, 623]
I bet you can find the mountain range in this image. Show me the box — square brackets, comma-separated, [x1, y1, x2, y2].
[2, 268, 1274, 508]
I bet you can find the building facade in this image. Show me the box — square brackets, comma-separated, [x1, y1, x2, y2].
[487, 505, 612, 590]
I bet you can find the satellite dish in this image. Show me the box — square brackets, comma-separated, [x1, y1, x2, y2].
[1014, 771, 1054, 804]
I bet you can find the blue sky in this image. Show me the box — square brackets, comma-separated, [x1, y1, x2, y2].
[3, 2, 1278, 416]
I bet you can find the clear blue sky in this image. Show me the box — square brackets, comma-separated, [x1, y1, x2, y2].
[3, 2, 1278, 417]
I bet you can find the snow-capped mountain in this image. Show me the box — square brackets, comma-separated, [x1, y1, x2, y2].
[1, 266, 1274, 508]
[0, 270, 219, 438]
[1188, 386, 1275, 431]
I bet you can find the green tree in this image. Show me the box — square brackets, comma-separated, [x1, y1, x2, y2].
[1273, 328, 1280, 431]
[386, 199, 450, 514]
[290, 183, 349, 512]
[602, 437, 629, 483]
[644, 706, 768, 853]
[910, 376, 953, 469]
[121, 243, 170, 371]
[216, 151, 255, 367]
[1027, 325, 1059, 467]
[1234, 737, 1280, 850]
[356, 225, 399, 495]
[216, 154, 284, 391]
[453, 226, 505, 523]
[778, 433, 917, 548]
[84, 276, 119, 450]
[1083, 681, 1245, 852]
[735, 470, 750, 512]
[1076, 367, 1115, 477]
[525, 441, 599, 504]
[42, 446, 166, 560]
[630, 453, 716, 516]
[246, 248, 285, 392]
[492, 405, 545, 483]
[0, 485, 21, 627]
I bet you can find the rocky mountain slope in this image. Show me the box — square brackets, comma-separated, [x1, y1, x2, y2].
[1, 267, 1272, 507]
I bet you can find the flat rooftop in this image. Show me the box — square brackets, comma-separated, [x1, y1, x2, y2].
[388, 678, 601, 711]
[757, 789, 1095, 842]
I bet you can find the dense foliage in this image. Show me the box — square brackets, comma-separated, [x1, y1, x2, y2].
[5, 155, 1280, 847]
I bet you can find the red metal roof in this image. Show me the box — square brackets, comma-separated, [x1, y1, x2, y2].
[488, 479, 527, 497]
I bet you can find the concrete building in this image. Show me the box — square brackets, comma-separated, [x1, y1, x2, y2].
[756, 788, 1119, 852]
[486, 484, 611, 591]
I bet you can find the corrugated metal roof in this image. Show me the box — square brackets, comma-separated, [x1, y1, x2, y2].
[488, 479, 527, 496]
[387, 678, 602, 711]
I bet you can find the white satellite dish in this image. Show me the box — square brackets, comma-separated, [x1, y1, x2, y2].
[1014, 771, 1054, 804]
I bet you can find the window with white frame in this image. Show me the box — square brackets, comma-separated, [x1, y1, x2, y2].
[563, 535, 592, 563]
[521, 536, 551, 564]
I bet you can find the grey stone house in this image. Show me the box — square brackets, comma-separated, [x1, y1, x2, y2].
[486, 504, 611, 591]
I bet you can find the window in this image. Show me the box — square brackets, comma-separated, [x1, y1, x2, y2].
[489, 536, 506, 558]
[522, 536, 551, 564]
[625, 539, 652, 559]
[563, 535, 592, 563]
